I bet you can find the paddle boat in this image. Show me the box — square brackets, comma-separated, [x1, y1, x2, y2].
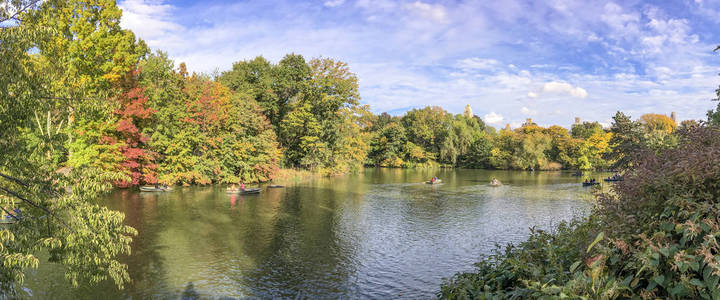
[603, 174, 624, 182]
[226, 187, 262, 194]
[140, 185, 172, 192]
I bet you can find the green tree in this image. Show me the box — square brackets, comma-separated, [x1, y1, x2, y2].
[402, 106, 451, 155]
[369, 121, 408, 167]
[570, 121, 604, 139]
[279, 57, 367, 174]
[219, 54, 312, 134]
[605, 111, 645, 170]
[0, 0, 142, 294]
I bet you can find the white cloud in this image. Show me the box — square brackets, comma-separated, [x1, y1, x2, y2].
[456, 58, 500, 70]
[521, 106, 537, 115]
[404, 1, 447, 23]
[484, 112, 504, 124]
[324, 0, 345, 8]
[540, 81, 588, 98]
[119, 0, 183, 45]
[527, 92, 538, 98]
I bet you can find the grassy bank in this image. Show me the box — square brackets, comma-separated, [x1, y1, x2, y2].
[270, 169, 320, 185]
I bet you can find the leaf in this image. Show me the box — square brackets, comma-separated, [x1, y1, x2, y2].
[570, 261, 582, 273]
[654, 275, 665, 286]
[669, 284, 689, 297]
[587, 232, 604, 253]
[690, 278, 705, 287]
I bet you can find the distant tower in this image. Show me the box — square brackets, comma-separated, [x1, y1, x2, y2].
[505, 123, 511, 131]
[525, 118, 533, 126]
[464, 104, 473, 118]
[671, 112, 677, 123]
[574, 117, 581, 125]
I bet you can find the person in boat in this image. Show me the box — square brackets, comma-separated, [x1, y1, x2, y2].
[584, 179, 588, 183]
[154, 183, 159, 189]
[240, 182, 246, 191]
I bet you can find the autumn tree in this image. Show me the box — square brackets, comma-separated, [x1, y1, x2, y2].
[639, 113, 676, 133]
[140, 54, 281, 184]
[111, 71, 157, 187]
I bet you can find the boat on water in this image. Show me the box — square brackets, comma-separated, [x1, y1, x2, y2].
[604, 174, 624, 182]
[268, 185, 285, 188]
[582, 182, 600, 187]
[603, 178, 623, 182]
[425, 179, 442, 184]
[490, 178, 502, 187]
[226, 188, 262, 194]
[140, 186, 172, 192]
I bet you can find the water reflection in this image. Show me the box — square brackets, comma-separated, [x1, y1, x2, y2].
[24, 169, 604, 299]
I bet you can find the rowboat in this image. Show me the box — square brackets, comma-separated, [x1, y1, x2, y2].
[425, 180, 442, 184]
[603, 178, 623, 182]
[490, 180, 502, 187]
[582, 182, 600, 187]
[268, 185, 285, 188]
[226, 188, 261, 194]
[140, 186, 172, 192]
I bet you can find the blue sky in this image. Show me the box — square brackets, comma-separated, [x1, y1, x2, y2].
[119, 0, 720, 128]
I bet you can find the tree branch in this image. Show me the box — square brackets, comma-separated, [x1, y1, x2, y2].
[0, 0, 42, 24]
[0, 172, 29, 187]
[0, 185, 72, 230]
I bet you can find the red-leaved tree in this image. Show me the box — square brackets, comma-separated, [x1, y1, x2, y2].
[112, 69, 158, 187]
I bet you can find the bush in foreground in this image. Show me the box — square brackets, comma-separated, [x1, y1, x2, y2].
[439, 126, 720, 299]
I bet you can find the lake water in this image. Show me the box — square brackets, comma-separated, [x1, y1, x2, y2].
[24, 169, 605, 299]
